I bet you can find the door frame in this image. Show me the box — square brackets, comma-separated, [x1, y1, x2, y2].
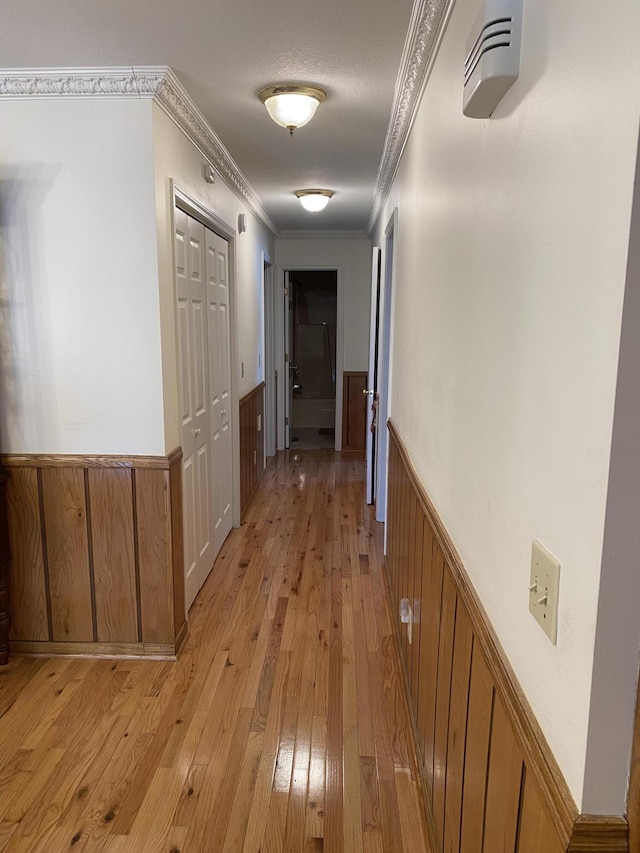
[366, 246, 382, 504]
[262, 252, 276, 459]
[276, 264, 344, 451]
[374, 207, 398, 525]
[171, 181, 241, 530]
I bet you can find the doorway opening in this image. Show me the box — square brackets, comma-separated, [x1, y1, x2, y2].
[287, 270, 337, 450]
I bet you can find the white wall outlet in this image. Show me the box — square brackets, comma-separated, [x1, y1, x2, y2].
[529, 539, 560, 644]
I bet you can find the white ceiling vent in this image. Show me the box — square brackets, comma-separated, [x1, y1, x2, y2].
[463, 0, 522, 118]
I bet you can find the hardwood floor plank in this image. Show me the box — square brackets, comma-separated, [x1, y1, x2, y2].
[0, 450, 430, 853]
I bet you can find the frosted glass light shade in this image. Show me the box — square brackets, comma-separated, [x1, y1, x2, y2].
[258, 85, 326, 134]
[295, 190, 334, 213]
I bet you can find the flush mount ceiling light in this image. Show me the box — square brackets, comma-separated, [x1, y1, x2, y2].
[258, 84, 326, 135]
[295, 189, 334, 213]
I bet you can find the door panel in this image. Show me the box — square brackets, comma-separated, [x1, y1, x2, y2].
[206, 228, 233, 557]
[176, 209, 214, 609]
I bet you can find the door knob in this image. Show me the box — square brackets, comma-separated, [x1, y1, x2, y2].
[194, 427, 201, 436]
[363, 388, 374, 397]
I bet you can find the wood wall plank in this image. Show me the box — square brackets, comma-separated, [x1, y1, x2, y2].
[403, 491, 417, 667]
[409, 505, 424, 721]
[518, 771, 565, 853]
[170, 453, 186, 646]
[136, 469, 173, 646]
[482, 695, 523, 853]
[432, 571, 458, 846]
[417, 528, 444, 799]
[6, 468, 49, 641]
[41, 468, 93, 641]
[240, 383, 265, 519]
[444, 603, 474, 853]
[88, 469, 138, 643]
[460, 646, 494, 853]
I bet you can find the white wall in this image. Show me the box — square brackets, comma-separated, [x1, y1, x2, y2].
[152, 104, 275, 453]
[373, 0, 640, 811]
[275, 236, 372, 449]
[0, 99, 164, 454]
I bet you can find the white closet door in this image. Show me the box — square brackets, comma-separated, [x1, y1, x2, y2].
[175, 209, 213, 609]
[206, 228, 233, 554]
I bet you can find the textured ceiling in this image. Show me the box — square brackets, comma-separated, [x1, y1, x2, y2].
[1, 0, 414, 233]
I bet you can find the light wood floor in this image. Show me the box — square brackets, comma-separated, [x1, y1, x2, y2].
[0, 450, 430, 852]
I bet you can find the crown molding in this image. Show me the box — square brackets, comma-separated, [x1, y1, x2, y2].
[367, 0, 455, 235]
[0, 66, 278, 237]
[278, 230, 368, 240]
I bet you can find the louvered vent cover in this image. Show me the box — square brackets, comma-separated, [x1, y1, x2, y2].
[463, 0, 522, 118]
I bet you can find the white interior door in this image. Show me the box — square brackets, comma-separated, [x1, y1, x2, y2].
[175, 209, 213, 609]
[366, 247, 381, 504]
[206, 228, 233, 555]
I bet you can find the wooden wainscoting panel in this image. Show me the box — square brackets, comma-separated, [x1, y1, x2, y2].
[432, 571, 458, 847]
[409, 507, 424, 722]
[460, 646, 494, 853]
[88, 468, 138, 643]
[417, 526, 444, 801]
[341, 371, 367, 456]
[41, 467, 93, 642]
[136, 468, 173, 646]
[6, 467, 49, 641]
[385, 420, 628, 853]
[240, 383, 265, 519]
[3, 451, 185, 658]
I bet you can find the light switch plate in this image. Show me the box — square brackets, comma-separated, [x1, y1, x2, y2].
[529, 539, 560, 644]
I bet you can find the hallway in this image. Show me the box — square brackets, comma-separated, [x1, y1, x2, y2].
[0, 451, 430, 852]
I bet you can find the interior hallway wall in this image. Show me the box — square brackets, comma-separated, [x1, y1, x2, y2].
[0, 99, 163, 455]
[373, 0, 640, 812]
[152, 104, 275, 454]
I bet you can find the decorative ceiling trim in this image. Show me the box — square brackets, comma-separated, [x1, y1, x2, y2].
[367, 0, 455, 235]
[278, 230, 368, 240]
[0, 66, 278, 236]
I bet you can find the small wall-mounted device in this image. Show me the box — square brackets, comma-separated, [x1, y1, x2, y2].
[203, 163, 216, 183]
[400, 598, 413, 645]
[238, 213, 247, 233]
[463, 0, 522, 118]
